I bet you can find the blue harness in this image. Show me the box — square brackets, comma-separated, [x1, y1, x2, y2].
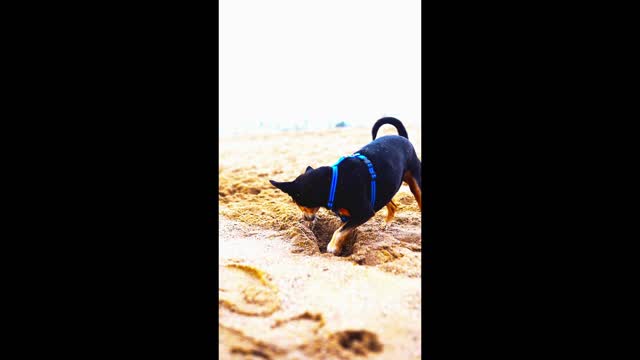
[327, 153, 377, 222]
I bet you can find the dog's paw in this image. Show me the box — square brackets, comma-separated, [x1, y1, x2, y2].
[326, 242, 339, 255]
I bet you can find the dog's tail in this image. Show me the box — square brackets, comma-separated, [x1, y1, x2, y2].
[371, 117, 409, 140]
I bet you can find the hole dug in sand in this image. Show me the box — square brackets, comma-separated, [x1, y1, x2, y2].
[287, 211, 410, 267]
[288, 214, 359, 256]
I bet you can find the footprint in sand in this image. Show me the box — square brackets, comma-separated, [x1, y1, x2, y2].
[330, 329, 384, 356]
[219, 263, 384, 359]
[221, 313, 384, 360]
[271, 312, 325, 331]
[219, 263, 280, 316]
[219, 312, 326, 359]
[219, 324, 285, 360]
[297, 329, 384, 359]
[265, 312, 326, 349]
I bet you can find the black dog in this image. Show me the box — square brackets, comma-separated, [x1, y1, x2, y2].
[270, 117, 421, 255]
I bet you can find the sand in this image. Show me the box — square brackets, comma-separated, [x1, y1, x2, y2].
[219, 124, 422, 359]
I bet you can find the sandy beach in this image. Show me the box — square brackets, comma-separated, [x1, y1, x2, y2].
[219, 124, 422, 359]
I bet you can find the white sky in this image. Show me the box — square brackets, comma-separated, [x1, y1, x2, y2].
[220, 0, 420, 134]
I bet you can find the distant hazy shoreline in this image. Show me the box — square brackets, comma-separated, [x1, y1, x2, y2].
[219, 120, 420, 138]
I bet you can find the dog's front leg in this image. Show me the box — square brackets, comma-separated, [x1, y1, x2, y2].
[327, 209, 374, 255]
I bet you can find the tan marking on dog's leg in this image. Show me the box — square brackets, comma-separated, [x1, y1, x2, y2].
[403, 171, 422, 211]
[382, 200, 398, 229]
[326, 224, 355, 255]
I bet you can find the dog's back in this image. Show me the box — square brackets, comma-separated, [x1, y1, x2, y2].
[350, 118, 421, 210]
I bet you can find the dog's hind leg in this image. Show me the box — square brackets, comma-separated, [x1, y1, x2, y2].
[382, 200, 398, 230]
[403, 160, 422, 211]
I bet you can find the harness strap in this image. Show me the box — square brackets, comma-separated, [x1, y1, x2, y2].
[327, 153, 377, 222]
[327, 156, 344, 209]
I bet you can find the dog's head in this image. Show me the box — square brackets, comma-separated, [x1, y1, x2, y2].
[270, 166, 321, 221]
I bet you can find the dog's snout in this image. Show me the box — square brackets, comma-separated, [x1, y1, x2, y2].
[298, 205, 319, 222]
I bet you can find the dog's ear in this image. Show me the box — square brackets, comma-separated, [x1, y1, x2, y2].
[269, 180, 293, 194]
[305, 166, 314, 174]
